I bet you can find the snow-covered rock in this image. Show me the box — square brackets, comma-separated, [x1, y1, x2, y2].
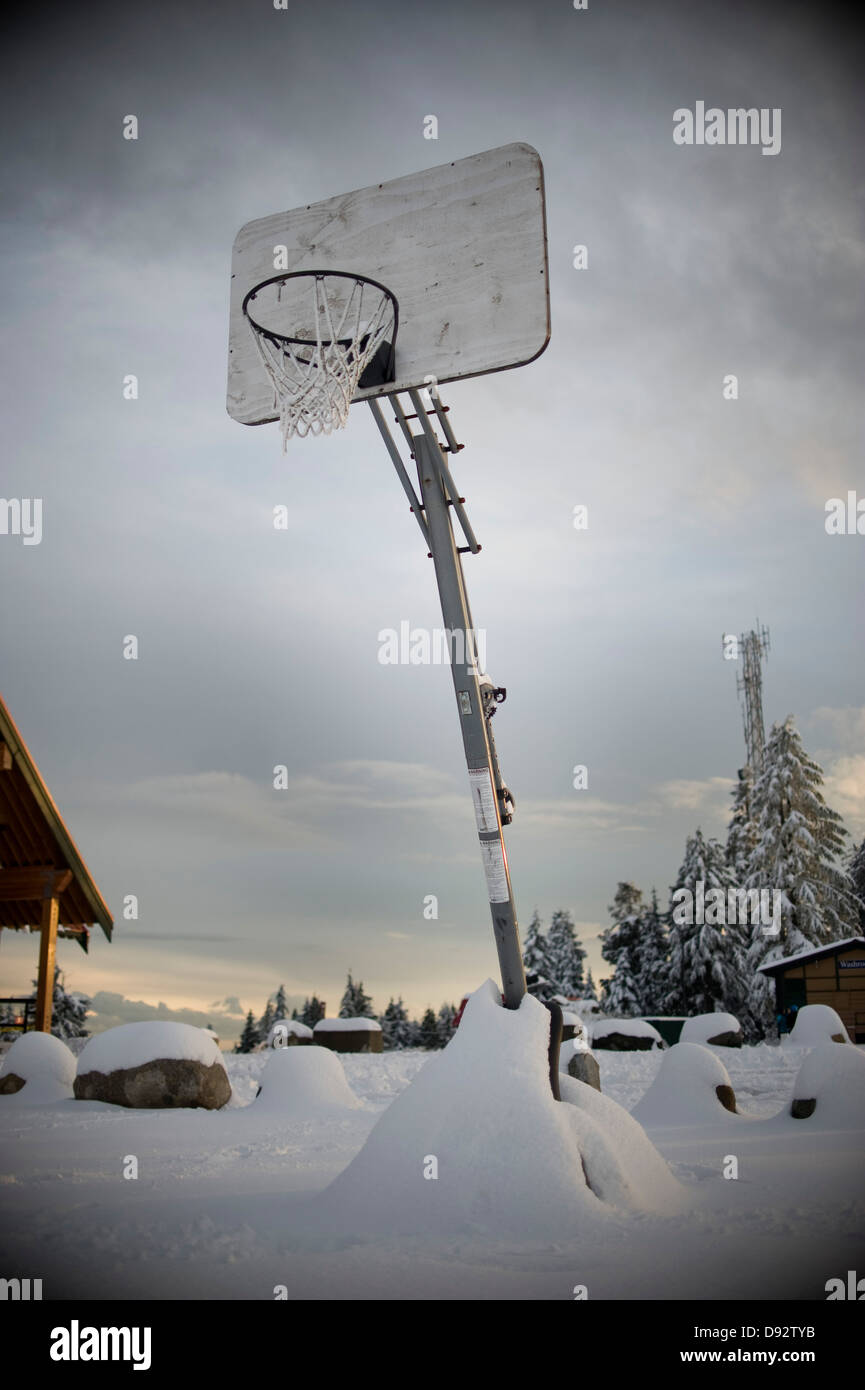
[74, 1022, 230, 1110]
[314, 980, 680, 1237]
[0, 1032, 76, 1103]
[314, 1018, 381, 1032]
[267, 1019, 313, 1047]
[680, 1012, 743, 1048]
[591, 1018, 663, 1051]
[787, 1004, 850, 1047]
[630, 1042, 739, 1126]
[789, 1043, 865, 1125]
[254, 1045, 361, 1115]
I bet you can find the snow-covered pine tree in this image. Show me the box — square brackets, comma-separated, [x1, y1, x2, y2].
[235, 1010, 259, 1053]
[257, 999, 275, 1042]
[726, 766, 758, 880]
[848, 837, 865, 931]
[665, 829, 740, 1017]
[339, 972, 375, 1018]
[436, 1002, 457, 1046]
[299, 996, 325, 1027]
[745, 716, 860, 1032]
[636, 888, 669, 1015]
[521, 909, 553, 999]
[600, 883, 645, 1017]
[545, 908, 587, 998]
[418, 1007, 441, 1049]
[583, 968, 599, 1002]
[380, 997, 414, 1049]
[48, 968, 90, 1040]
[273, 984, 288, 1021]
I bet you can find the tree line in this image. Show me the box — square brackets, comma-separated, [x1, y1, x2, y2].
[234, 972, 459, 1052]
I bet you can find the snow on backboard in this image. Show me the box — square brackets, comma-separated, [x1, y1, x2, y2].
[227, 142, 550, 426]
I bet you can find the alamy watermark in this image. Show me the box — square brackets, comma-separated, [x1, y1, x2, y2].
[672, 881, 782, 936]
[673, 102, 781, 156]
[0, 498, 42, 545]
[378, 622, 486, 672]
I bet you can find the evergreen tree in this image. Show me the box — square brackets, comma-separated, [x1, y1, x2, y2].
[521, 909, 553, 998]
[235, 1010, 259, 1053]
[637, 888, 669, 1015]
[545, 908, 586, 998]
[43, 967, 90, 1040]
[418, 1007, 441, 1049]
[380, 997, 414, 1050]
[273, 984, 288, 1021]
[726, 766, 758, 882]
[436, 1002, 457, 1046]
[600, 883, 645, 1016]
[582, 968, 599, 1002]
[848, 837, 865, 931]
[290, 1007, 299, 1021]
[299, 996, 325, 1027]
[257, 1000, 275, 1043]
[665, 830, 741, 1017]
[339, 972, 375, 1018]
[745, 716, 859, 1032]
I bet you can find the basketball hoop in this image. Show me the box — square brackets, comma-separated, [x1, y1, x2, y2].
[242, 271, 398, 447]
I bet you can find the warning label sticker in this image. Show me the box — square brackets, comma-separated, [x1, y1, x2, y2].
[468, 767, 498, 834]
[479, 838, 509, 903]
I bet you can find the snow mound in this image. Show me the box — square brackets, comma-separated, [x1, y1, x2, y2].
[316, 980, 680, 1237]
[791, 1043, 865, 1126]
[680, 1013, 741, 1045]
[254, 1046, 361, 1115]
[314, 1018, 381, 1032]
[267, 1019, 313, 1046]
[0, 1032, 75, 1102]
[592, 1018, 662, 1045]
[76, 1022, 224, 1075]
[787, 1005, 850, 1047]
[630, 1042, 739, 1127]
[558, 1074, 682, 1212]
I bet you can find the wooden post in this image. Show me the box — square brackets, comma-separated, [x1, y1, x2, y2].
[35, 894, 59, 1032]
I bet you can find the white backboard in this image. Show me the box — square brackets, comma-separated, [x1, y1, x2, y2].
[227, 142, 550, 425]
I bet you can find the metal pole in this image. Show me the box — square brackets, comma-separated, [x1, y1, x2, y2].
[414, 432, 527, 1009]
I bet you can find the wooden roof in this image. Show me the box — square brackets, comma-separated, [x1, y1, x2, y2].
[0, 692, 113, 952]
[757, 936, 865, 976]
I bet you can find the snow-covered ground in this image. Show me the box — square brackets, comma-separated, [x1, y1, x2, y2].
[1, 1026, 862, 1301]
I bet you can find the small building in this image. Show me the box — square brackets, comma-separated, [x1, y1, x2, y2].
[313, 1017, 382, 1053]
[0, 694, 113, 1032]
[758, 938, 865, 1043]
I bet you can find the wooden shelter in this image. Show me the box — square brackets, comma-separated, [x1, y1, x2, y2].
[0, 693, 112, 1031]
[758, 937, 865, 1042]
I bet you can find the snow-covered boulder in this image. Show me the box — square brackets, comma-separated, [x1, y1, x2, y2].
[74, 1022, 231, 1110]
[313, 1017, 382, 1053]
[630, 1042, 739, 1126]
[790, 1043, 865, 1124]
[680, 1012, 743, 1048]
[254, 1045, 361, 1115]
[0, 1032, 76, 1103]
[267, 1019, 313, 1048]
[591, 1018, 663, 1051]
[314, 980, 680, 1238]
[787, 1004, 850, 1047]
[559, 1010, 585, 1043]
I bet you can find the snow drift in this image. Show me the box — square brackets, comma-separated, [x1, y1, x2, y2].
[680, 1012, 742, 1046]
[314, 980, 680, 1237]
[790, 1042, 865, 1126]
[630, 1042, 739, 1127]
[787, 1004, 850, 1047]
[254, 1045, 361, 1115]
[0, 1032, 75, 1103]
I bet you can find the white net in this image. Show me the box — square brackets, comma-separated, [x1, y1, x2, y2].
[245, 273, 396, 448]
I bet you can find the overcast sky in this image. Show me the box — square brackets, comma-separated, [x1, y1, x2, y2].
[1, 0, 862, 1041]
